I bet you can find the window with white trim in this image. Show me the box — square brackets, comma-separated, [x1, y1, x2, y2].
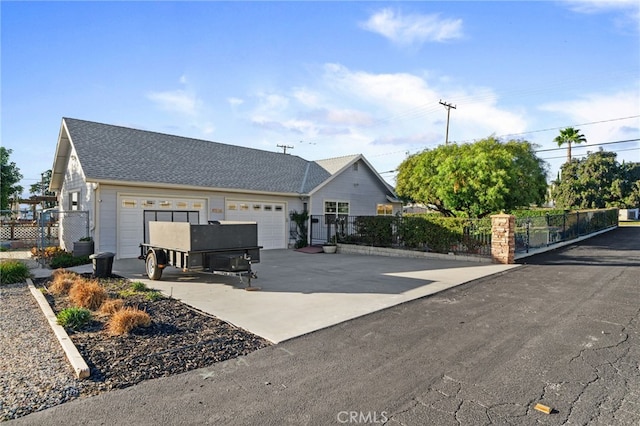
[69, 191, 80, 211]
[324, 201, 349, 223]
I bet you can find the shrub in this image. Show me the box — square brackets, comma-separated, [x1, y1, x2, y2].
[69, 279, 108, 310]
[31, 246, 65, 261]
[56, 307, 92, 330]
[130, 281, 148, 292]
[99, 299, 125, 315]
[49, 252, 91, 269]
[48, 270, 81, 295]
[107, 307, 151, 335]
[0, 259, 31, 285]
[145, 290, 163, 302]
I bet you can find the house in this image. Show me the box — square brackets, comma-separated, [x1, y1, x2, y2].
[49, 118, 402, 258]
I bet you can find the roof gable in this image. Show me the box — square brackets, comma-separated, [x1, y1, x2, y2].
[59, 118, 331, 194]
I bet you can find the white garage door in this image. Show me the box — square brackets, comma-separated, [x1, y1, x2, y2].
[226, 201, 286, 249]
[117, 195, 206, 258]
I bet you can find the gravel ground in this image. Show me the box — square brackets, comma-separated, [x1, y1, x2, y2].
[0, 273, 271, 422]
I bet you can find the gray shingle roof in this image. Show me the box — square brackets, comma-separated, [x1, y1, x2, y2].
[315, 155, 360, 174]
[63, 118, 332, 194]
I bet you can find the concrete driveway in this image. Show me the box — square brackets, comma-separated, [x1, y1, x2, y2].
[109, 250, 517, 343]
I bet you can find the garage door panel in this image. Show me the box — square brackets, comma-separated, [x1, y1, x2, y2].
[226, 201, 286, 249]
[117, 196, 206, 259]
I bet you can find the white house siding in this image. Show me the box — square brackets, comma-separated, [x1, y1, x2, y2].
[58, 147, 94, 251]
[93, 185, 303, 258]
[310, 160, 396, 216]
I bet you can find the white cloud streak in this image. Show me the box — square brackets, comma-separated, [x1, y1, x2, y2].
[360, 8, 463, 45]
[147, 89, 199, 116]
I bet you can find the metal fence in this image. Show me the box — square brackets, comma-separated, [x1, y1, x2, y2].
[309, 215, 492, 257]
[515, 208, 618, 254]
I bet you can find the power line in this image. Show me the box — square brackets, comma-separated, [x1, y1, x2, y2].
[494, 115, 640, 140]
[539, 146, 640, 161]
[535, 138, 640, 153]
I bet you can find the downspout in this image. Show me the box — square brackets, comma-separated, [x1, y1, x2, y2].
[92, 183, 99, 252]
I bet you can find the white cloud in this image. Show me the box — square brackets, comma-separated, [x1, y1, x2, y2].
[540, 88, 640, 142]
[239, 62, 531, 180]
[562, 0, 640, 30]
[360, 8, 463, 45]
[147, 89, 199, 116]
[228, 97, 244, 106]
[563, 0, 639, 13]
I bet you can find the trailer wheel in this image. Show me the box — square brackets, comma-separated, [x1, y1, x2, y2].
[146, 250, 163, 280]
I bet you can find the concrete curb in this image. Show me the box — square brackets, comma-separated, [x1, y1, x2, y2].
[337, 243, 491, 263]
[26, 278, 90, 379]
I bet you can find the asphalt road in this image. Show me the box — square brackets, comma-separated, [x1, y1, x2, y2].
[12, 227, 640, 425]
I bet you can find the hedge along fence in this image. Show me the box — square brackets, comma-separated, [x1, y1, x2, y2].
[313, 208, 617, 258]
[399, 215, 491, 255]
[315, 214, 492, 256]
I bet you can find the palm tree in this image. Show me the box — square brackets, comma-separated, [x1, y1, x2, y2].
[554, 127, 586, 163]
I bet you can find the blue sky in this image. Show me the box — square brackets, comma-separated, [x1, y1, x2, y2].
[2, 1, 639, 197]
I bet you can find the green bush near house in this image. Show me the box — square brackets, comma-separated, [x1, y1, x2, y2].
[0, 259, 31, 285]
[49, 252, 91, 269]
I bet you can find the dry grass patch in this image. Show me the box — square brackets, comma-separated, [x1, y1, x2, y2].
[69, 279, 108, 310]
[107, 307, 151, 335]
[99, 299, 125, 315]
[48, 270, 82, 295]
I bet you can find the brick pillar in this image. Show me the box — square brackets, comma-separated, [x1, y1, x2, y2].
[491, 214, 515, 264]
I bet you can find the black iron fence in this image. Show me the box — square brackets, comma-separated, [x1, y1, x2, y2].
[308, 208, 618, 258]
[515, 209, 618, 253]
[310, 215, 492, 257]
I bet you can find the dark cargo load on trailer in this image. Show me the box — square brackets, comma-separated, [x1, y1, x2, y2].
[140, 221, 261, 286]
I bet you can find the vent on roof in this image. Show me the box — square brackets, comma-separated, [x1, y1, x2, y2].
[353, 162, 359, 171]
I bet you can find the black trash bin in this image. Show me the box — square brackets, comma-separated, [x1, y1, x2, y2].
[90, 252, 115, 278]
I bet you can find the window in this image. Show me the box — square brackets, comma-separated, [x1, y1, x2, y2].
[159, 201, 172, 209]
[69, 191, 80, 211]
[377, 204, 393, 216]
[239, 203, 249, 211]
[227, 203, 237, 211]
[142, 200, 155, 208]
[253, 204, 262, 211]
[176, 201, 188, 209]
[264, 205, 272, 211]
[121, 199, 137, 208]
[324, 201, 350, 215]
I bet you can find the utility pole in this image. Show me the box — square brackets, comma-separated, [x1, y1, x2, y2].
[277, 144, 294, 154]
[439, 99, 457, 145]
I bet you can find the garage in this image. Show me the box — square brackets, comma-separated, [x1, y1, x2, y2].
[226, 200, 286, 250]
[117, 195, 207, 258]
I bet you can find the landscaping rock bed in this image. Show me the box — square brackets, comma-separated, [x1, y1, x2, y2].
[0, 275, 270, 421]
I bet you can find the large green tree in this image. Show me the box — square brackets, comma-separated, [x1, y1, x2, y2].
[396, 137, 548, 218]
[552, 150, 640, 209]
[0, 147, 23, 211]
[554, 127, 586, 163]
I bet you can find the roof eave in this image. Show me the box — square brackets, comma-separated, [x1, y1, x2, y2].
[86, 178, 304, 198]
[49, 119, 72, 192]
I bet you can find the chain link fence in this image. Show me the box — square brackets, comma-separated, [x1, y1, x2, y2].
[56, 211, 90, 251]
